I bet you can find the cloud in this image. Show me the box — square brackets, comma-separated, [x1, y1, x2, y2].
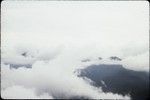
[1, 39, 148, 99]
[1, 85, 53, 99]
[1, 1, 148, 99]
[122, 51, 149, 72]
[1, 40, 148, 98]
[1, 55, 130, 99]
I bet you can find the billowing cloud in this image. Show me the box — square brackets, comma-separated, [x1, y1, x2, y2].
[1, 85, 53, 99]
[1, 60, 130, 99]
[1, 0, 148, 99]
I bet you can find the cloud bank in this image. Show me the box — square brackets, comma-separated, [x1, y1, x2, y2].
[1, 1, 149, 99]
[1, 58, 130, 99]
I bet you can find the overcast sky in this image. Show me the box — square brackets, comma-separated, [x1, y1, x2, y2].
[1, 1, 149, 47]
[1, 1, 149, 70]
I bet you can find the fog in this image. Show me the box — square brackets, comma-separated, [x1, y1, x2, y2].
[1, 1, 149, 99]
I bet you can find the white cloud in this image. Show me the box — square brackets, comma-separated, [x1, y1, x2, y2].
[1, 85, 53, 99]
[1, 57, 130, 99]
[1, 0, 148, 99]
[122, 51, 149, 72]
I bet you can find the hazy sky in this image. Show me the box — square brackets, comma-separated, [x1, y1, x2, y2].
[1, 0, 149, 71]
[1, 1, 149, 47]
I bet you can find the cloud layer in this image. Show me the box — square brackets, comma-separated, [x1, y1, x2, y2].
[1, 57, 130, 99]
[1, 1, 149, 99]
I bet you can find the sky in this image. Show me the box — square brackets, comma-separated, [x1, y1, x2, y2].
[1, 1, 149, 46]
[1, 0, 149, 99]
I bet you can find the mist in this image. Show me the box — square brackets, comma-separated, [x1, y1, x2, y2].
[1, 1, 149, 99]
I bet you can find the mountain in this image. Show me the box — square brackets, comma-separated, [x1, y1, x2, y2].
[109, 56, 122, 61]
[78, 64, 149, 100]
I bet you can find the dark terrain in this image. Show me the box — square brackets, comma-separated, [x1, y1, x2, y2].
[78, 64, 149, 100]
